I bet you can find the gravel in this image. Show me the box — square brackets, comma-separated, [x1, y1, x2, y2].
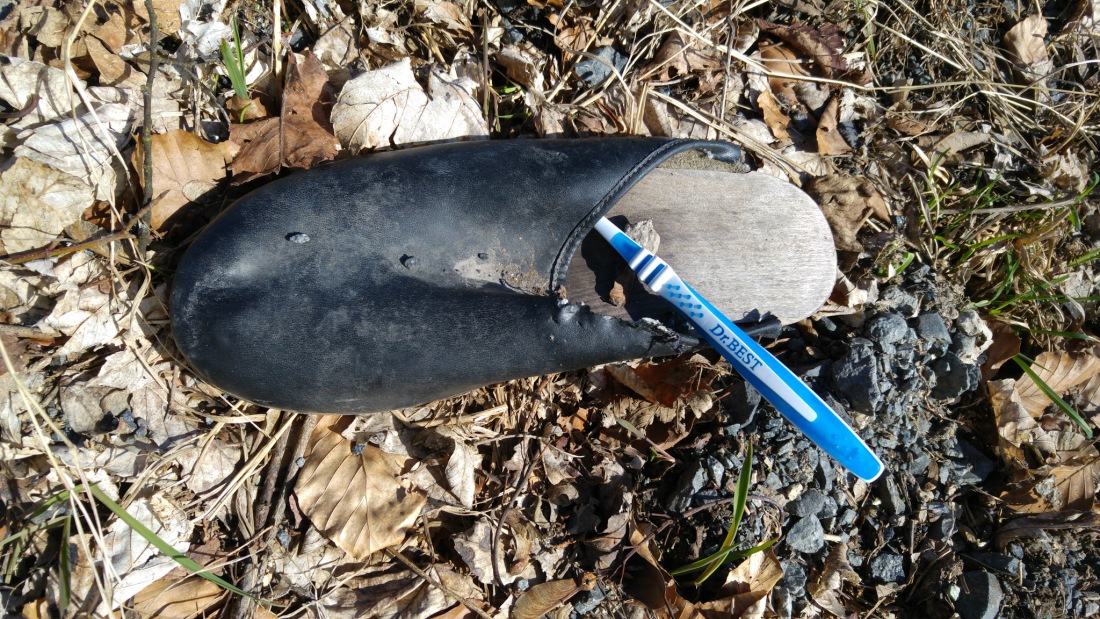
[786, 516, 825, 554]
[574, 46, 628, 87]
[870, 553, 905, 583]
[955, 572, 1003, 619]
[787, 489, 826, 518]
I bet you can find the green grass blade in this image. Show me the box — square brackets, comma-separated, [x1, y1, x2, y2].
[1012, 356, 1093, 438]
[59, 515, 71, 612]
[86, 486, 271, 604]
[671, 538, 780, 577]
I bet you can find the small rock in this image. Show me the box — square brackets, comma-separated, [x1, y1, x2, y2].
[723, 381, 761, 429]
[916, 312, 952, 354]
[879, 286, 919, 315]
[779, 561, 808, 593]
[667, 462, 706, 513]
[909, 452, 932, 476]
[574, 46, 628, 87]
[703, 455, 726, 488]
[868, 312, 911, 345]
[931, 352, 978, 400]
[876, 475, 907, 515]
[820, 496, 839, 518]
[957, 440, 996, 483]
[831, 339, 884, 413]
[786, 517, 825, 554]
[570, 584, 606, 615]
[955, 572, 1003, 619]
[788, 490, 826, 518]
[969, 552, 1025, 579]
[870, 553, 905, 583]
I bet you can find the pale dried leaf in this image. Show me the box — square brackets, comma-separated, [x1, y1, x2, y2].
[697, 549, 784, 619]
[1051, 461, 1097, 511]
[331, 58, 487, 153]
[808, 175, 888, 253]
[132, 0, 185, 35]
[647, 31, 720, 81]
[0, 57, 76, 129]
[1003, 15, 1053, 81]
[1016, 350, 1100, 418]
[320, 564, 451, 619]
[98, 495, 194, 612]
[932, 131, 990, 159]
[19, 7, 70, 48]
[498, 43, 545, 92]
[452, 517, 537, 585]
[0, 158, 94, 254]
[129, 574, 224, 619]
[133, 130, 235, 230]
[86, 36, 134, 86]
[816, 96, 850, 155]
[14, 103, 135, 201]
[415, 0, 472, 34]
[442, 431, 482, 508]
[757, 20, 847, 78]
[512, 574, 595, 619]
[295, 418, 426, 559]
[989, 378, 1057, 464]
[808, 541, 859, 616]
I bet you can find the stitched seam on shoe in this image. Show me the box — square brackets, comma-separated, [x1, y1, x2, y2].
[551, 138, 738, 292]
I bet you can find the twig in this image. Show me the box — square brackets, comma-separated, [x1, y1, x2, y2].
[0, 198, 157, 265]
[0, 93, 39, 120]
[139, 0, 161, 255]
[0, 324, 56, 339]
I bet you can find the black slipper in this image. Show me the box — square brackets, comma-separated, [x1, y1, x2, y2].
[170, 138, 835, 413]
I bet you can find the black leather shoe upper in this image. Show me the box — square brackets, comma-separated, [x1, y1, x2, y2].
[171, 138, 744, 413]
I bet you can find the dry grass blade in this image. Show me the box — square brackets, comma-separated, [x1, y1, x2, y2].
[295, 418, 426, 559]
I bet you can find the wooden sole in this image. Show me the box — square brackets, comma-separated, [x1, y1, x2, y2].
[564, 168, 835, 325]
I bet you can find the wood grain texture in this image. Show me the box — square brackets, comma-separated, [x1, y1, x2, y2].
[565, 168, 835, 324]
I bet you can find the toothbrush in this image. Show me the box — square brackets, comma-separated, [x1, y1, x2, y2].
[595, 217, 884, 482]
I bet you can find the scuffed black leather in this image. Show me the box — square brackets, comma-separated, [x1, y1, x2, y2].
[171, 138, 750, 413]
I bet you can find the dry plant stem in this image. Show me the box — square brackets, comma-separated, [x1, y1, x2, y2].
[0, 324, 53, 338]
[0, 198, 156, 265]
[138, 0, 160, 254]
[273, 0, 282, 85]
[387, 549, 495, 619]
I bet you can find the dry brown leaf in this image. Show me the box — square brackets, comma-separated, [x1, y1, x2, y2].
[988, 378, 1057, 465]
[980, 319, 1022, 383]
[757, 20, 847, 78]
[758, 42, 806, 105]
[1016, 349, 1100, 418]
[815, 96, 850, 155]
[807, 541, 860, 616]
[647, 31, 721, 81]
[931, 131, 991, 160]
[512, 574, 596, 619]
[807, 175, 889, 254]
[320, 563, 452, 619]
[1003, 15, 1053, 84]
[696, 550, 784, 619]
[133, 130, 235, 230]
[129, 575, 224, 618]
[0, 157, 94, 254]
[230, 52, 340, 183]
[498, 43, 546, 92]
[295, 417, 426, 559]
[132, 0, 184, 35]
[331, 58, 487, 153]
[1051, 460, 1097, 511]
[414, 0, 472, 34]
[757, 90, 791, 141]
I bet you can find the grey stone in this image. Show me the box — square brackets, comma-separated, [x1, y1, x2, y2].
[786, 516, 825, 554]
[868, 312, 911, 344]
[830, 339, 884, 413]
[969, 552, 1025, 579]
[955, 572, 1003, 619]
[703, 455, 726, 488]
[876, 475, 907, 515]
[788, 490, 826, 518]
[723, 381, 761, 429]
[574, 46, 628, 87]
[909, 452, 932, 476]
[879, 286, 919, 315]
[870, 553, 905, 583]
[820, 496, 838, 518]
[956, 309, 986, 336]
[779, 561, 807, 592]
[571, 584, 606, 615]
[957, 440, 996, 483]
[916, 312, 952, 354]
[667, 461, 706, 513]
[931, 352, 977, 400]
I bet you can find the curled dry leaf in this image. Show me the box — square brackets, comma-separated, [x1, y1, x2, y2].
[931, 130, 991, 161]
[757, 90, 791, 141]
[0, 57, 77, 129]
[295, 417, 426, 559]
[808, 541, 860, 617]
[512, 573, 596, 619]
[815, 96, 850, 155]
[320, 563, 453, 619]
[133, 130, 236, 230]
[647, 31, 720, 81]
[331, 58, 487, 153]
[980, 319, 1022, 383]
[1015, 349, 1100, 418]
[988, 378, 1056, 465]
[695, 549, 784, 619]
[414, 0, 472, 35]
[0, 157, 94, 254]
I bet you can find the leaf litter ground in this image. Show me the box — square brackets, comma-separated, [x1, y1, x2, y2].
[1, 0, 1099, 618]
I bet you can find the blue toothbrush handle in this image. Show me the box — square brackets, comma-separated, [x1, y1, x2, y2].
[595, 219, 884, 482]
